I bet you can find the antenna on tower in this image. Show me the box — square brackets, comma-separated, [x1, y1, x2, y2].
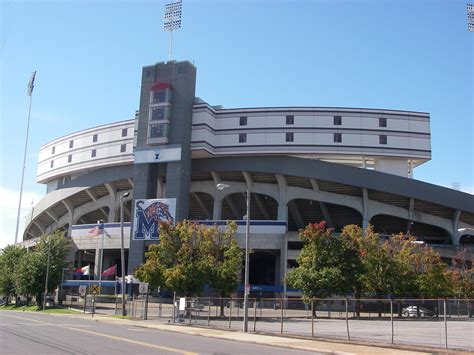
[164, 0, 182, 61]
[468, 3, 474, 32]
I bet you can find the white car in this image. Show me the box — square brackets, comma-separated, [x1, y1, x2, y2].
[402, 306, 434, 317]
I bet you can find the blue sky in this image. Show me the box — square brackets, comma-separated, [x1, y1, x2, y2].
[1, 0, 473, 247]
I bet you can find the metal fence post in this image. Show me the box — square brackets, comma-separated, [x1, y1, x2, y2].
[311, 300, 314, 337]
[144, 292, 149, 320]
[444, 298, 448, 349]
[207, 297, 211, 327]
[253, 300, 257, 332]
[172, 292, 176, 323]
[390, 299, 394, 344]
[345, 298, 350, 341]
[83, 294, 87, 314]
[189, 299, 193, 325]
[229, 298, 232, 329]
[280, 297, 284, 334]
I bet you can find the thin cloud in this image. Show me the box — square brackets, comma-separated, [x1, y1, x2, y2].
[0, 186, 43, 248]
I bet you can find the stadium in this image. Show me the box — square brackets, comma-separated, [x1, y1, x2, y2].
[21, 60, 474, 291]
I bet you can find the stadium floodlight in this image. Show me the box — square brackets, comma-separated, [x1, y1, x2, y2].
[164, 0, 183, 60]
[468, 3, 474, 32]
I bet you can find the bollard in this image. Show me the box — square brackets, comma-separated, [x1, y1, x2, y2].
[207, 297, 211, 327]
[390, 299, 394, 344]
[311, 300, 314, 337]
[229, 298, 232, 329]
[444, 299, 448, 349]
[280, 297, 284, 334]
[345, 298, 350, 341]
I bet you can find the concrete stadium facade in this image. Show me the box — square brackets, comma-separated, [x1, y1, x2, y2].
[22, 60, 474, 289]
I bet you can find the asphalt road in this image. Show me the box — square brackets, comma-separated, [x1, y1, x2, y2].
[0, 311, 320, 355]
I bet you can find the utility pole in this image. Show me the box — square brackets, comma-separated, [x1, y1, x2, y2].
[120, 192, 130, 316]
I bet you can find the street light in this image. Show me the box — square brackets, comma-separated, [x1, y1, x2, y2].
[120, 192, 130, 316]
[216, 182, 250, 332]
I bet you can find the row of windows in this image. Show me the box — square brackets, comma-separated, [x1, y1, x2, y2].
[238, 115, 387, 127]
[238, 133, 388, 144]
[51, 129, 129, 154]
[49, 144, 128, 168]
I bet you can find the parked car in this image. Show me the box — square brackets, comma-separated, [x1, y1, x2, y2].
[402, 305, 434, 317]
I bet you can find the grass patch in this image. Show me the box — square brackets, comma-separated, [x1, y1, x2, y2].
[0, 304, 78, 314]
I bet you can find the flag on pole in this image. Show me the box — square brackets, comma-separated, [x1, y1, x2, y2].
[27, 71, 36, 96]
[88, 224, 104, 236]
[74, 265, 90, 276]
[101, 264, 116, 276]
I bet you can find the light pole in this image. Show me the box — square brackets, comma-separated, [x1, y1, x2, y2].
[216, 183, 250, 332]
[43, 238, 51, 310]
[120, 192, 130, 316]
[98, 219, 105, 294]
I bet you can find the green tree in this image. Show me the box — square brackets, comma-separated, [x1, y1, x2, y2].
[286, 222, 363, 306]
[136, 221, 243, 300]
[359, 231, 417, 298]
[0, 245, 27, 303]
[205, 221, 243, 315]
[14, 231, 71, 305]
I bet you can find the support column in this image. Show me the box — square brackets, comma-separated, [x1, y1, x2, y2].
[453, 210, 461, 246]
[94, 248, 100, 278]
[362, 188, 370, 230]
[213, 198, 222, 220]
[276, 174, 287, 221]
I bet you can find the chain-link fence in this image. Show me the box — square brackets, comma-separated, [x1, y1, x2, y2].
[158, 297, 473, 351]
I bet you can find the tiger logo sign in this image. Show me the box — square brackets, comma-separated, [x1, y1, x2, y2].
[132, 199, 176, 240]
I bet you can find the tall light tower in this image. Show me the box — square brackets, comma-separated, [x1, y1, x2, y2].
[468, 3, 474, 32]
[15, 71, 36, 244]
[164, 0, 182, 61]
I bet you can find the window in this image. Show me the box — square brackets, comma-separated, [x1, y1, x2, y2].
[68, 155, 72, 163]
[149, 123, 169, 138]
[152, 90, 167, 104]
[150, 107, 166, 121]
[120, 144, 126, 152]
[69, 140, 73, 148]
[286, 132, 294, 142]
[379, 117, 387, 127]
[239, 133, 247, 143]
[50, 160, 54, 168]
[92, 134, 98, 142]
[379, 135, 387, 144]
[286, 115, 294, 125]
[122, 128, 128, 137]
[333, 116, 342, 125]
[91, 149, 96, 157]
[334, 133, 342, 142]
[288, 241, 304, 250]
[51, 146, 55, 154]
[239, 116, 247, 126]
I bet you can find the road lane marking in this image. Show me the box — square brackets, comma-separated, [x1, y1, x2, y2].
[128, 328, 145, 331]
[60, 326, 197, 354]
[1, 313, 197, 355]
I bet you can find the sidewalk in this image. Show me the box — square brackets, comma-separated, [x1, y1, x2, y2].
[59, 312, 446, 354]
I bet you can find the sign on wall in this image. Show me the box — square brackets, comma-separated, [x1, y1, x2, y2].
[134, 147, 182, 164]
[132, 198, 176, 241]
